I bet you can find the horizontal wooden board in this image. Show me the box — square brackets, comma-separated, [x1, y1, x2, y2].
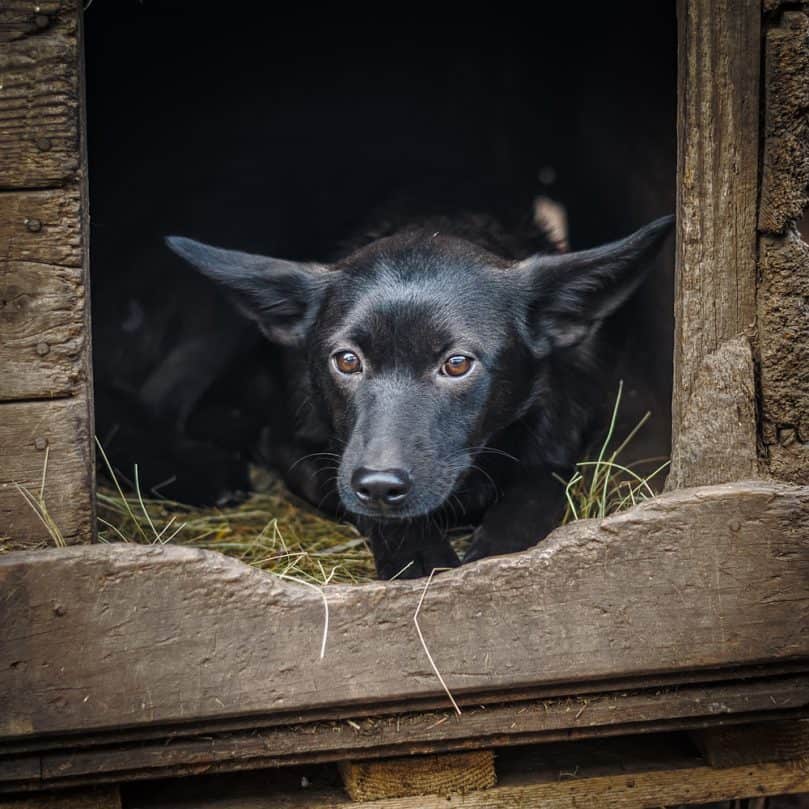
[0, 788, 120, 809]
[0, 481, 807, 745]
[0, 259, 87, 400]
[0, 395, 93, 550]
[0, 3, 65, 45]
[0, 0, 80, 189]
[0, 189, 85, 399]
[0, 189, 82, 267]
[3, 673, 806, 792]
[120, 734, 809, 809]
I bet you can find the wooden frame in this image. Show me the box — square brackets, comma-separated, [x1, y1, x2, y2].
[1, 0, 808, 804]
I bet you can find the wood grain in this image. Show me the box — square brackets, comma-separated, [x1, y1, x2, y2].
[0, 788, 120, 809]
[6, 673, 806, 791]
[758, 10, 809, 234]
[0, 395, 93, 550]
[757, 9, 809, 485]
[0, 0, 80, 189]
[0, 259, 88, 400]
[1, 481, 807, 745]
[0, 2, 95, 545]
[759, 230, 809, 483]
[0, 3, 64, 45]
[119, 738, 809, 809]
[671, 0, 761, 487]
[0, 189, 86, 400]
[693, 719, 809, 767]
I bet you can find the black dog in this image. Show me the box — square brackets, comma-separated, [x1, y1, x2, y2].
[167, 210, 672, 578]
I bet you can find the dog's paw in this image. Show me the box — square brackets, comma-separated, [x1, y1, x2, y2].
[462, 526, 497, 564]
[375, 542, 460, 580]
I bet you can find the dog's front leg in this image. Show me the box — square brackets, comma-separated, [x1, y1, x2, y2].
[462, 471, 565, 564]
[364, 519, 460, 580]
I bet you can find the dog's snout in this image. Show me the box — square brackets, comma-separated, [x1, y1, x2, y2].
[351, 467, 412, 507]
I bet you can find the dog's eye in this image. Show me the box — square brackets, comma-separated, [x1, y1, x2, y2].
[441, 355, 473, 377]
[334, 350, 363, 375]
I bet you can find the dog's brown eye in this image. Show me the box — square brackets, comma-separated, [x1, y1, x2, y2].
[442, 355, 473, 377]
[334, 350, 362, 375]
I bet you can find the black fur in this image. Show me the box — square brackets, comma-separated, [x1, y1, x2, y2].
[167, 210, 673, 578]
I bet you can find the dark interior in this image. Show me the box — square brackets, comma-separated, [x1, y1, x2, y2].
[85, 5, 676, 504]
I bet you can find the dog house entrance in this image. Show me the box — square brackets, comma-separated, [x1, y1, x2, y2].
[85, 5, 676, 576]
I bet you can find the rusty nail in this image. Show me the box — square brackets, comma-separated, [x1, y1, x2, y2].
[35, 137, 52, 152]
[25, 218, 42, 233]
[34, 437, 48, 451]
[729, 519, 742, 532]
[36, 341, 49, 356]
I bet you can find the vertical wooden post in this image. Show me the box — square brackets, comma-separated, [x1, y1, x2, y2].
[0, 2, 95, 548]
[669, 0, 762, 489]
[757, 6, 809, 483]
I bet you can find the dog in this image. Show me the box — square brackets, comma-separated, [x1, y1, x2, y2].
[167, 207, 673, 578]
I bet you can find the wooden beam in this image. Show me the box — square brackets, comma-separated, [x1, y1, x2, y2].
[670, 0, 761, 488]
[3, 673, 806, 792]
[339, 751, 496, 802]
[0, 189, 89, 401]
[117, 734, 809, 808]
[0, 788, 120, 809]
[0, 396, 93, 550]
[1, 481, 807, 747]
[757, 9, 809, 484]
[692, 718, 809, 767]
[0, 1, 81, 190]
[276, 760, 809, 808]
[0, 1, 95, 547]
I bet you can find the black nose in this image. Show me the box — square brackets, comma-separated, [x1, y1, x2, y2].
[351, 467, 413, 507]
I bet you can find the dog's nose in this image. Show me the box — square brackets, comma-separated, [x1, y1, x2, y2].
[351, 467, 412, 506]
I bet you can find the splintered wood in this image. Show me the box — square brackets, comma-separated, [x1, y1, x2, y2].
[339, 751, 495, 801]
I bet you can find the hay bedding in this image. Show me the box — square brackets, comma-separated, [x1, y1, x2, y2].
[4, 384, 666, 582]
[96, 471, 379, 585]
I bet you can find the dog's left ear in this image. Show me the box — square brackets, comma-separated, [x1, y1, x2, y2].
[516, 215, 674, 353]
[165, 236, 334, 346]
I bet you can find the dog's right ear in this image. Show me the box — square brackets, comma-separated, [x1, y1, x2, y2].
[165, 237, 334, 346]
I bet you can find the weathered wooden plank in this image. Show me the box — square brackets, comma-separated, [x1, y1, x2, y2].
[0, 189, 82, 267]
[0, 0, 80, 189]
[693, 718, 809, 767]
[0, 481, 807, 743]
[0, 3, 64, 45]
[8, 674, 806, 792]
[759, 10, 809, 234]
[757, 9, 809, 486]
[0, 788, 120, 809]
[119, 738, 809, 809]
[0, 189, 86, 399]
[339, 751, 496, 802]
[759, 230, 809, 483]
[0, 259, 88, 401]
[0, 395, 93, 550]
[670, 0, 761, 488]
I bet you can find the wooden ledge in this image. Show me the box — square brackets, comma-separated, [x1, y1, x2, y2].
[0, 480, 808, 791]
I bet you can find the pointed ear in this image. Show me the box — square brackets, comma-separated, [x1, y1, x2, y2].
[165, 236, 333, 346]
[516, 215, 674, 353]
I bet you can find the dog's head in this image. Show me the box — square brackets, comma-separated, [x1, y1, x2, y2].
[167, 215, 672, 519]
